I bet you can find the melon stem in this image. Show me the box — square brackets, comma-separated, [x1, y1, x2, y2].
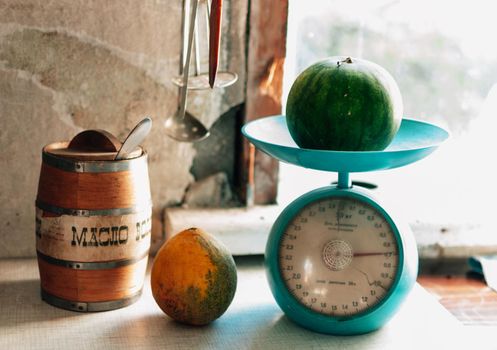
[337, 57, 353, 67]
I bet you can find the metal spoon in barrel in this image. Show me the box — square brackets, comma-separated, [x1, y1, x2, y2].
[164, 0, 209, 142]
[115, 117, 153, 160]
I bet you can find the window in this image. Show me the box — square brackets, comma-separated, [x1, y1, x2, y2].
[279, 0, 497, 242]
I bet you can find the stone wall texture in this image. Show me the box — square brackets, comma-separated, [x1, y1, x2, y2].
[0, 0, 247, 257]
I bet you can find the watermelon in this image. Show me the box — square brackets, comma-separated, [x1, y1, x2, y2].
[286, 56, 403, 151]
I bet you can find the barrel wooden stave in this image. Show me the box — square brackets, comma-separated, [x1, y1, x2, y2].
[38, 256, 148, 302]
[36, 162, 150, 210]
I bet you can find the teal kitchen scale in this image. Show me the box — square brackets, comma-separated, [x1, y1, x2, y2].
[242, 115, 449, 335]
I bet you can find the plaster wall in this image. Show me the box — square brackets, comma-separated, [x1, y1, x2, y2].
[0, 0, 247, 257]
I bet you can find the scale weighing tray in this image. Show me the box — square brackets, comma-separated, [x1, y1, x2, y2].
[242, 115, 449, 173]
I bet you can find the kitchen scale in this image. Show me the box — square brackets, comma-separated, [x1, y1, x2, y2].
[242, 115, 449, 335]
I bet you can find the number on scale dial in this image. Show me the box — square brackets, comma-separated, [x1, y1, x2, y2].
[279, 196, 399, 317]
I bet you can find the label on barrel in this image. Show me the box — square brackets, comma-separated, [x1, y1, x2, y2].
[35, 207, 152, 262]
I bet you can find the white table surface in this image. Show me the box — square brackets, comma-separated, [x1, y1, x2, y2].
[0, 256, 487, 350]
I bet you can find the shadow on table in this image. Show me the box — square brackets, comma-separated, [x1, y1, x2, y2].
[0, 279, 81, 326]
[107, 302, 380, 349]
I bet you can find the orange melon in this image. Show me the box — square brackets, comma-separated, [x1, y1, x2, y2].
[151, 227, 237, 325]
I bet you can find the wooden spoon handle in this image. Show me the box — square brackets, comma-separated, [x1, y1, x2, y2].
[209, 0, 222, 88]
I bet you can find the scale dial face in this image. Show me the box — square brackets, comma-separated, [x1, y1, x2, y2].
[278, 196, 400, 318]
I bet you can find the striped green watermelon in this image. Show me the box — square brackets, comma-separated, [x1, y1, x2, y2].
[286, 56, 403, 151]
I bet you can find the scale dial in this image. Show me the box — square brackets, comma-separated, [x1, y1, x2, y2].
[266, 186, 417, 335]
[279, 196, 399, 317]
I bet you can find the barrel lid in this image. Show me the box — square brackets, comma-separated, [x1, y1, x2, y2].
[45, 129, 142, 161]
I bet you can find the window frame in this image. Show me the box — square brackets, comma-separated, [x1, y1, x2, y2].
[238, 0, 288, 205]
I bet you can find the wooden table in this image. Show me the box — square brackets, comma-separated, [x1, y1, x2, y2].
[0, 256, 488, 349]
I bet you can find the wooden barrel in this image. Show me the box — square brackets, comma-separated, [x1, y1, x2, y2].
[36, 141, 152, 312]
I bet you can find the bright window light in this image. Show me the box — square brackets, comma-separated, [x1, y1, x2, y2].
[279, 0, 497, 228]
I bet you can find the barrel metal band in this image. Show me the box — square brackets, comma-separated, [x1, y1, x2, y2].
[37, 250, 149, 270]
[42, 151, 147, 173]
[35, 200, 152, 217]
[41, 289, 143, 312]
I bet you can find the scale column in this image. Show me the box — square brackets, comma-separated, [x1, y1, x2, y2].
[337, 172, 352, 189]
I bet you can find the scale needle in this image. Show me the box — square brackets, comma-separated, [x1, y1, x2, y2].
[353, 252, 394, 257]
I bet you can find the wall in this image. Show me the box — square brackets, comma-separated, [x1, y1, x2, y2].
[0, 0, 247, 257]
